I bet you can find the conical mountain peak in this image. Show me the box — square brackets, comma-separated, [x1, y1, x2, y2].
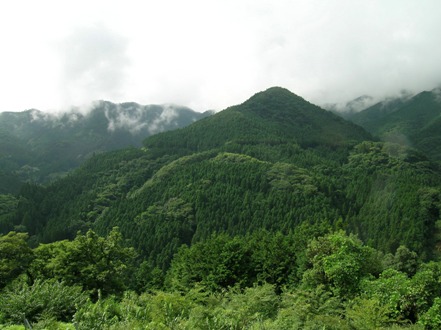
[144, 87, 372, 156]
[238, 87, 313, 117]
[247, 86, 300, 100]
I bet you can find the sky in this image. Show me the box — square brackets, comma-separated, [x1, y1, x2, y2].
[1, 0, 441, 113]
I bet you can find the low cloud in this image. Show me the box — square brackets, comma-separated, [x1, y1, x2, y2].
[104, 103, 147, 134]
[29, 109, 54, 122]
[103, 102, 181, 135]
[28, 108, 85, 130]
[432, 86, 441, 103]
[147, 106, 179, 134]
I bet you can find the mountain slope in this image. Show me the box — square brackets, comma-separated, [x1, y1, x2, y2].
[3, 87, 440, 269]
[345, 95, 411, 131]
[347, 88, 441, 160]
[144, 87, 372, 160]
[0, 102, 211, 192]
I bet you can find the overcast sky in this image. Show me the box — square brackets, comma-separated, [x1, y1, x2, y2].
[1, 0, 441, 113]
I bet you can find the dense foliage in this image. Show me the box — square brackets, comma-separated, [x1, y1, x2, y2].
[1, 229, 441, 329]
[347, 88, 441, 160]
[1, 87, 441, 328]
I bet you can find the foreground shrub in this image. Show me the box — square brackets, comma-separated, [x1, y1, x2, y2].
[0, 278, 86, 325]
[73, 291, 152, 330]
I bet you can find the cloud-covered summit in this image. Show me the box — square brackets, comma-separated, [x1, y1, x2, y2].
[0, 101, 211, 187]
[100, 102, 198, 135]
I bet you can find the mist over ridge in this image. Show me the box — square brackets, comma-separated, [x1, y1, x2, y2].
[0, 100, 211, 192]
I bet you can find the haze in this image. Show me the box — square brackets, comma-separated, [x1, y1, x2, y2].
[1, 0, 441, 113]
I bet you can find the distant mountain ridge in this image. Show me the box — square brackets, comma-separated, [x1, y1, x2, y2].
[325, 95, 375, 115]
[346, 88, 441, 160]
[0, 102, 212, 192]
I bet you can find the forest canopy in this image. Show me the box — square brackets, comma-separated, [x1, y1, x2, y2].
[1, 87, 441, 328]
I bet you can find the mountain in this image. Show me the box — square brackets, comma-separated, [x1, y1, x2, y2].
[3, 87, 440, 270]
[3, 87, 441, 328]
[0, 102, 212, 193]
[325, 95, 375, 116]
[347, 88, 441, 160]
[144, 87, 372, 158]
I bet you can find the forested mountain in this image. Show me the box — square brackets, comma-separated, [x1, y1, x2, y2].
[3, 87, 440, 258]
[325, 94, 375, 115]
[144, 86, 372, 157]
[347, 88, 441, 160]
[2, 87, 441, 328]
[0, 102, 212, 193]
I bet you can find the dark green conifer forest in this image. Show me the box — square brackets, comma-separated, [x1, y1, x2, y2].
[1, 87, 441, 329]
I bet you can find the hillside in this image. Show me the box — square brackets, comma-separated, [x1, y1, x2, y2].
[347, 88, 441, 160]
[144, 87, 372, 158]
[2, 87, 441, 328]
[0, 102, 211, 193]
[2, 87, 440, 261]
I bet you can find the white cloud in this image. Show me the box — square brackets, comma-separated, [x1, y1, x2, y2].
[56, 24, 130, 108]
[104, 103, 147, 134]
[0, 0, 441, 113]
[147, 106, 179, 135]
